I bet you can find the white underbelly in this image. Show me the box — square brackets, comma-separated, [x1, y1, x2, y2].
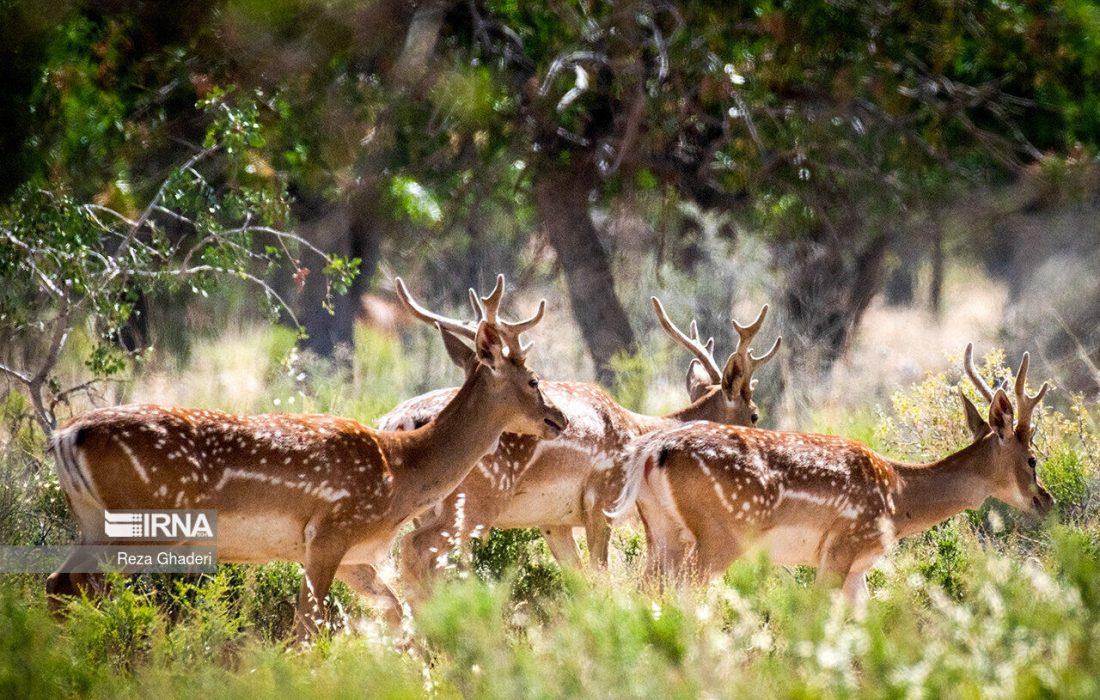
[754, 525, 827, 566]
[490, 440, 612, 528]
[216, 514, 305, 563]
[341, 539, 389, 566]
[495, 484, 583, 527]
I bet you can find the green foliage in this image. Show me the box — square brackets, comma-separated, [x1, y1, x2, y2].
[470, 528, 567, 613]
[0, 93, 358, 432]
[609, 349, 658, 413]
[0, 391, 70, 545]
[384, 176, 444, 229]
[612, 527, 645, 568]
[0, 586, 106, 698]
[64, 575, 163, 670]
[877, 347, 1099, 524]
[6, 530, 1100, 697]
[913, 523, 972, 600]
[29, 15, 132, 191]
[1044, 444, 1092, 510]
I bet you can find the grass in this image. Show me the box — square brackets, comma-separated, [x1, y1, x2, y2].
[3, 531, 1100, 698]
[1, 327, 1099, 697]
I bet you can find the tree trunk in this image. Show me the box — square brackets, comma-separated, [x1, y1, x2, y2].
[781, 233, 889, 367]
[771, 232, 888, 427]
[884, 259, 916, 306]
[298, 204, 354, 358]
[929, 223, 944, 316]
[534, 160, 636, 385]
[297, 195, 381, 359]
[296, 0, 446, 358]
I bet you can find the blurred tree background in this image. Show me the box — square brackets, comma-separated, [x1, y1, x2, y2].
[2, 0, 1098, 421]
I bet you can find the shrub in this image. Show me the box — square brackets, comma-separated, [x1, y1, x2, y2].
[878, 347, 1099, 525]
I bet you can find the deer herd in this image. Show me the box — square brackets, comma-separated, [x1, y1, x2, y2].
[45, 274, 1054, 638]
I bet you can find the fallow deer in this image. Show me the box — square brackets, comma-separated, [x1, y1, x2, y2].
[45, 275, 567, 637]
[607, 344, 1053, 602]
[377, 295, 780, 599]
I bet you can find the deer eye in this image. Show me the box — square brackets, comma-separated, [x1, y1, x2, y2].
[528, 378, 539, 389]
[1027, 456, 1037, 469]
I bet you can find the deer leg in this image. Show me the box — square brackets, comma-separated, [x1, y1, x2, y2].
[400, 515, 467, 604]
[693, 532, 742, 585]
[664, 540, 698, 588]
[583, 516, 612, 569]
[638, 504, 695, 586]
[46, 559, 90, 616]
[643, 531, 694, 587]
[639, 509, 672, 583]
[815, 538, 857, 595]
[580, 472, 615, 568]
[542, 526, 583, 568]
[400, 530, 440, 604]
[293, 533, 346, 641]
[336, 564, 404, 628]
[842, 568, 870, 607]
[46, 543, 113, 615]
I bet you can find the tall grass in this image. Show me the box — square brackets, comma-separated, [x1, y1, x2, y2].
[3, 531, 1100, 698]
[1, 328, 1099, 697]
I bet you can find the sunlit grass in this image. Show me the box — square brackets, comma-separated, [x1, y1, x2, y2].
[3, 527, 1100, 698]
[2, 322, 1099, 697]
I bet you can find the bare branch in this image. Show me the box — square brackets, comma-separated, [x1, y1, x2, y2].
[0, 362, 32, 385]
[121, 147, 216, 259]
[50, 376, 125, 416]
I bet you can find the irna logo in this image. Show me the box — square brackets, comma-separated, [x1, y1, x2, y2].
[103, 510, 217, 540]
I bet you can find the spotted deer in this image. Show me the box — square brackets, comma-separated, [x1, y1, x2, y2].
[608, 344, 1053, 602]
[45, 275, 567, 637]
[377, 295, 780, 599]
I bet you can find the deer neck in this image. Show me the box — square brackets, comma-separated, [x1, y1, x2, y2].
[663, 392, 727, 423]
[626, 391, 732, 434]
[890, 438, 995, 539]
[385, 366, 512, 517]
[657, 388, 738, 426]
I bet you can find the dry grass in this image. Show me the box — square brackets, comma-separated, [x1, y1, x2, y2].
[812, 265, 1009, 428]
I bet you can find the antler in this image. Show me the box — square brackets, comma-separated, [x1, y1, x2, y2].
[963, 343, 1050, 432]
[1013, 351, 1050, 432]
[472, 274, 505, 325]
[395, 277, 478, 339]
[651, 297, 722, 383]
[963, 343, 995, 403]
[405, 273, 543, 361]
[732, 304, 782, 382]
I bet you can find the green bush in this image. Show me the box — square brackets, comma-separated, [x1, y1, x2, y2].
[912, 522, 971, 599]
[4, 333, 1100, 697]
[878, 347, 1099, 526]
[609, 349, 657, 413]
[470, 527, 567, 617]
[0, 515, 1099, 697]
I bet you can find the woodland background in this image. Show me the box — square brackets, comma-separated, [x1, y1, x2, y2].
[2, 1, 1100, 697]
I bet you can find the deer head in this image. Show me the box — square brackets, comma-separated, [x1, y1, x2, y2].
[651, 297, 781, 425]
[394, 274, 567, 439]
[960, 343, 1053, 517]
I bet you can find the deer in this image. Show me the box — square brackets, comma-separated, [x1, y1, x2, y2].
[45, 274, 567, 638]
[607, 344, 1054, 603]
[375, 294, 780, 600]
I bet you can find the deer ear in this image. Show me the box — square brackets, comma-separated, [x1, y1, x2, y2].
[959, 389, 991, 441]
[474, 320, 502, 369]
[439, 326, 476, 372]
[685, 359, 713, 402]
[987, 388, 1015, 442]
[721, 352, 746, 397]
